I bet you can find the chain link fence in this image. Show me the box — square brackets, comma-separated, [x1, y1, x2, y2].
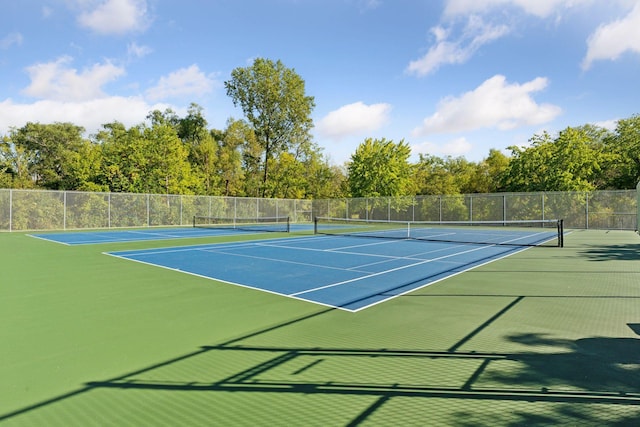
[0, 188, 636, 231]
[310, 190, 638, 231]
[0, 189, 313, 231]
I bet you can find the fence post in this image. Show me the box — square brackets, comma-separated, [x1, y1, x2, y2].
[108, 193, 111, 228]
[637, 181, 640, 232]
[413, 196, 415, 222]
[9, 189, 12, 232]
[586, 193, 589, 229]
[63, 191, 67, 230]
[503, 195, 507, 222]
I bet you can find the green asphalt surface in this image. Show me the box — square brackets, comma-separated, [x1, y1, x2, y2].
[2, 229, 640, 426]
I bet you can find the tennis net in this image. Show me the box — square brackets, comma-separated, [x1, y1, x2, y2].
[193, 216, 290, 233]
[314, 217, 564, 247]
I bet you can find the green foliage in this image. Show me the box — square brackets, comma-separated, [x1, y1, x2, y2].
[604, 115, 640, 189]
[225, 58, 315, 196]
[470, 149, 510, 193]
[96, 119, 199, 195]
[0, 56, 638, 198]
[348, 138, 412, 198]
[9, 122, 87, 189]
[1, 136, 34, 188]
[502, 127, 606, 192]
[413, 154, 481, 195]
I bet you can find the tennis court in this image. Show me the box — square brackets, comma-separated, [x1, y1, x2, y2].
[30, 216, 300, 245]
[107, 227, 556, 311]
[3, 222, 640, 425]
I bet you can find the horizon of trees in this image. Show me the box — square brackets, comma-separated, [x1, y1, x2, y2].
[3, 112, 638, 198]
[1, 58, 639, 199]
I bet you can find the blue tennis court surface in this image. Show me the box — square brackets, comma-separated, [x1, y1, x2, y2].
[107, 235, 535, 312]
[30, 224, 311, 245]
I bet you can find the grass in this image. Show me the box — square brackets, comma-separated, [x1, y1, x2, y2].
[1, 229, 640, 426]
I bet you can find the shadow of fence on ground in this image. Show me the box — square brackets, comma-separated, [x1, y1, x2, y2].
[3, 304, 640, 425]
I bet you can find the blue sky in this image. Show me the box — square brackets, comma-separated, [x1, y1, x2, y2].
[1, 0, 639, 165]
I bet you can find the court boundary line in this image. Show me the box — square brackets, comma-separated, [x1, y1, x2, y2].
[291, 243, 518, 297]
[105, 235, 535, 312]
[348, 245, 530, 312]
[27, 227, 281, 245]
[103, 250, 344, 311]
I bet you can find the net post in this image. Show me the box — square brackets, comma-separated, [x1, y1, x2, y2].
[286, 216, 290, 233]
[558, 219, 564, 248]
[313, 216, 318, 234]
[192, 215, 196, 228]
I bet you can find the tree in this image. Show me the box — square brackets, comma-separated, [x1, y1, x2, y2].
[97, 119, 199, 194]
[142, 120, 199, 195]
[299, 152, 345, 199]
[470, 149, 510, 193]
[64, 139, 106, 192]
[225, 58, 315, 196]
[348, 138, 412, 197]
[9, 122, 87, 189]
[606, 115, 640, 189]
[218, 119, 248, 196]
[502, 127, 605, 192]
[413, 154, 473, 195]
[170, 105, 220, 195]
[96, 122, 147, 193]
[177, 103, 208, 145]
[1, 134, 34, 188]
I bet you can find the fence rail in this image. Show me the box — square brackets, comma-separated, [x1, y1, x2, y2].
[0, 189, 637, 232]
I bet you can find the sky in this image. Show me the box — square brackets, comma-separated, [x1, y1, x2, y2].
[1, 0, 639, 165]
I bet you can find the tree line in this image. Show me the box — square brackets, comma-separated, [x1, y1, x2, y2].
[1, 58, 639, 198]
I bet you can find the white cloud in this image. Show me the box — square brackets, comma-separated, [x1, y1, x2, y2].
[357, 0, 382, 12]
[1, 32, 23, 50]
[413, 75, 562, 135]
[78, 0, 150, 35]
[0, 97, 171, 135]
[412, 0, 597, 77]
[412, 137, 473, 157]
[443, 0, 588, 18]
[407, 16, 510, 76]
[127, 42, 152, 59]
[582, 2, 640, 69]
[2, 55, 219, 136]
[145, 65, 217, 101]
[42, 6, 53, 19]
[22, 56, 125, 102]
[593, 118, 618, 130]
[316, 102, 392, 139]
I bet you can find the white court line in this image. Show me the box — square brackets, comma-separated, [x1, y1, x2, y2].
[252, 237, 475, 270]
[207, 243, 475, 277]
[349, 246, 529, 313]
[105, 232, 559, 312]
[27, 234, 72, 246]
[290, 244, 501, 297]
[103, 251, 343, 311]
[290, 229, 544, 298]
[202, 248, 374, 273]
[107, 236, 304, 257]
